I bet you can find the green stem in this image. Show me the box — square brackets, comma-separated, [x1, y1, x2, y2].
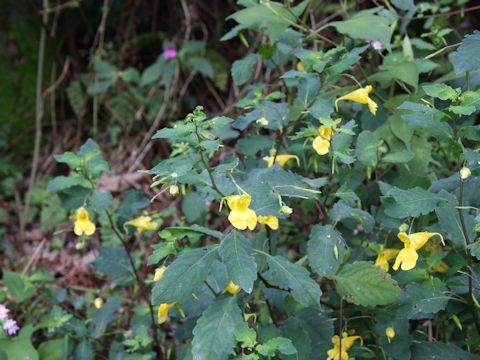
[105, 210, 163, 358]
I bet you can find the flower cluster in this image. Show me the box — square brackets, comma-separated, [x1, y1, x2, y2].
[0, 304, 19, 336]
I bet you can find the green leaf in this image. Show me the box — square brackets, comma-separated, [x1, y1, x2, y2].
[256, 337, 297, 357]
[399, 101, 452, 140]
[451, 31, 480, 73]
[148, 242, 177, 265]
[381, 60, 418, 89]
[412, 342, 479, 360]
[219, 231, 258, 293]
[308, 225, 346, 276]
[90, 297, 121, 338]
[397, 283, 448, 319]
[235, 322, 257, 348]
[0, 325, 38, 360]
[423, 83, 458, 101]
[165, 225, 223, 239]
[380, 184, 447, 219]
[262, 253, 321, 308]
[90, 191, 112, 212]
[328, 9, 392, 51]
[38, 338, 65, 360]
[281, 318, 311, 360]
[231, 54, 259, 86]
[74, 340, 93, 360]
[47, 176, 82, 192]
[189, 57, 214, 78]
[328, 201, 375, 233]
[181, 192, 205, 223]
[3, 270, 35, 303]
[334, 261, 401, 307]
[436, 207, 475, 249]
[58, 186, 91, 210]
[356, 131, 380, 167]
[295, 308, 333, 359]
[192, 296, 243, 360]
[92, 246, 135, 285]
[152, 246, 219, 304]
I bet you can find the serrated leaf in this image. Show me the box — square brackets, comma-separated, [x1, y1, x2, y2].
[89, 297, 121, 338]
[192, 296, 243, 360]
[92, 246, 135, 285]
[423, 83, 458, 101]
[182, 192, 205, 223]
[296, 308, 333, 359]
[152, 246, 219, 304]
[90, 191, 112, 212]
[356, 131, 380, 167]
[328, 201, 375, 233]
[219, 231, 258, 293]
[334, 261, 400, 307]
[256, 337, 297, 357]
[451, 31, 480, 73]
[235, 322, 257, 348]
[262, 253, 321, 308]
[281, 318, 311, 360]
[308, 225, 346, 276]
[381, 184, 447, 218]
[3, 270, 35, 303]
[412, 342, 480, 360]
[397, 283, 448, 319]
[231, 54, 259, 86]
[47, 176, 82, 192]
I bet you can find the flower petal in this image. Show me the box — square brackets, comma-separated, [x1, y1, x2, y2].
[313, 136, 330, 155]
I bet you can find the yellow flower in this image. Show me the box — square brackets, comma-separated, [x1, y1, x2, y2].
[221, 194, 257, 231]
[313, 125, 335, 156]
[224, 281, 241, 295]
[327, 335, 361, 360]
[335, 85, 378, 115]
[263, 154, 300, 168]
[392, 232, 444, 271]
[154, 266, 167, 281]
[74, 207, 96, 236]
[158, 303, 175, 324]
[296, 61, 305, 71]
[125, 216, 157, 233]
[257, 215, 279, 230]
[93, 298, 103, 309]
[374, 248, 400, 272]
[386, 326, 395, 343]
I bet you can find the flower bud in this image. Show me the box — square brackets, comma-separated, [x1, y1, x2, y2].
[154, 266, 167, 282]
[279, 205, 293, 215]
[460, 167, 471, 181]
[398, 223, 409, 233]
[94, 298, 104, 309]
[169, 185, 179, 196]
[256, 117, 269, 126]
[386, 326, 395, 342]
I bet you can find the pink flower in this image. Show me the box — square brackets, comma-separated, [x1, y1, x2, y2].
[366, 40, 382, 50]
[0, 304, 9, 321]
[3, 319, 19, 335]
[163, 47, 177, 60]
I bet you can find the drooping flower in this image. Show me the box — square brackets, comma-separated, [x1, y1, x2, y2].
[221, 194, 257, 231]
[158, 303, 176, 324]
[93, 298, 104, 309]
[335, 85, 378, 115]
[392, 232, 444, 271]
[263, 154, 300, 168]
[367, 40, 382, 50]
[74, 207, 96, 236]
[326, 334, 361, 360]
[163, 46, 177, 60]
[386, 326, 395, 343]
[3, 319, 19, 336]
[0, 304, 9, 321]
[154, 266, 167, 282]
[257, 215, 279, 230]
[460, 167, 471, 180]
[224, 281, 240, 295]
[374, 248, 400, 272]
[313, 125, 335, 155]
[125, 216, 158, 233]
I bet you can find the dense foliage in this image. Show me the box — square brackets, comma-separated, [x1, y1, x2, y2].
[2, 0, 480, 359]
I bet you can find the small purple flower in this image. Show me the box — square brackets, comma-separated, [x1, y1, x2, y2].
[3, 319, 19, 335]
[0, 304, 9, 321]
[163, 46, 177, 60]
[369, 40, 382, 50]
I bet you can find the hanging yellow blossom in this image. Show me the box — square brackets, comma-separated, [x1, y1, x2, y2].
[263, 154, 300, 168]
[74, 207, 96, 236]
[224, 281, 241, 295]
[158, 303, 176, 324]
[125, 216, 157, 233]
[221, 194, 257, 231]
[392, 232, 444, 271]
[374, 248, 400, 272]
[335, 85, 378, 115]
[386, 326, 395, 343]
[313, 125, 335, 156]
[154, 266, 167, 281]
[327, 334, 361, 360]
[257, 215, 279, 230]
